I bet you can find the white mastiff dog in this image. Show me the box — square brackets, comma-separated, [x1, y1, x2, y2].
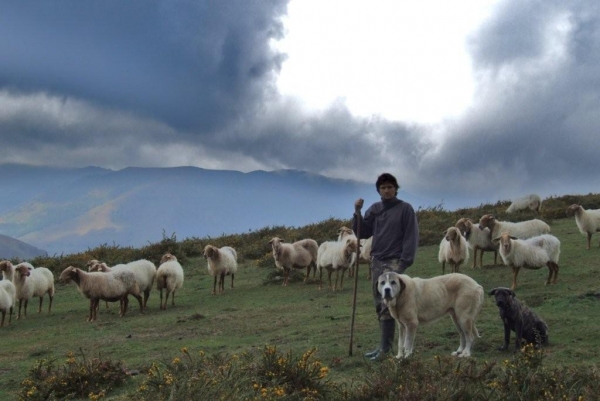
[378, 272, 484, 358]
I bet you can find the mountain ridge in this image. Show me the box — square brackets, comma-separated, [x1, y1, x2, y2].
[0, 164, 433, 256]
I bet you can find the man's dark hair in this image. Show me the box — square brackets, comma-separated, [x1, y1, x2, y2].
[375, 173, 400, 191]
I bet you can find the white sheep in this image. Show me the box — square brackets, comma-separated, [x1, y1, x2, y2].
[337, 226, 359, 278]
[438, 227, 469, 274]
[268, 237, 318, 286]
[203, 245, 238, 295]
[156, 253, 184, 310]
[89, 260, 157, 309]
[0, 279, 16, 327]
[493, 232, 561, 290]
[506, 194, 542, 213]
[316, 237, 358, 291]
[59, 265, 143, 322]
[360, 236, 373, 279]
[12, 263, 55, 319]
[0, 260, 15, 281]
[566, 204, 600, 250]
[455, 218, 498, 268]
[478, 214, 551, 241]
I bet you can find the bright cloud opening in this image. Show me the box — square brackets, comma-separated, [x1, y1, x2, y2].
[273, 0, 498, 124]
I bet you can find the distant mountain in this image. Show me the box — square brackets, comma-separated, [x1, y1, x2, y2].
[0, 164, 434, 255]
[0, 233, 47, 260]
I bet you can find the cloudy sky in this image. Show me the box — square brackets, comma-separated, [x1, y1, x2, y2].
[1, 0, 599, 209]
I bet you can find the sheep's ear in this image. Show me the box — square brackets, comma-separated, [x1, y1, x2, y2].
[442, 230, 448, 235]
[510, 236, 518, 240]
[489, 288, 497, 296]
[268, 239, 273, 245]
[492, 236, 501, 244]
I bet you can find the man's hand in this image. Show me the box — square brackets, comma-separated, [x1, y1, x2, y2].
[354, 198, 364, 213]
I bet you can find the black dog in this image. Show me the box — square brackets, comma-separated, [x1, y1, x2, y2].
[489, 287, 549, 351]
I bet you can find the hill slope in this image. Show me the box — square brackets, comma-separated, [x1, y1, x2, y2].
[0, 165, 432, 255]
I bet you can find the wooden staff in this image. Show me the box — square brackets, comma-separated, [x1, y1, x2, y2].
[348, 209, 362, 356]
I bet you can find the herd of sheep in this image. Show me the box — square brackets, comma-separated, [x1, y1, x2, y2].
[0, 198, 598, 327]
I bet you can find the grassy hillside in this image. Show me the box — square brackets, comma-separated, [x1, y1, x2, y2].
[1, 194, 599, 399]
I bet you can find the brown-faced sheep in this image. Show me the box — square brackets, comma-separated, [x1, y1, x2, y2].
[493, 233, 560, 290]
[438, 227, 469, 274]
[455, 218, 498, 268]
[59, 266, 143, 322]
[89, 259, 157, 309]
[268, 237, 318, 286]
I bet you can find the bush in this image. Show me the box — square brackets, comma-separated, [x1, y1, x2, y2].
[18, 349, 128, 400]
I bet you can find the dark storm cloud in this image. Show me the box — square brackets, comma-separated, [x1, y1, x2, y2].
[0, 0, 287, 133]
[414, 0, 600, 205]
[2, 0, 600, 210]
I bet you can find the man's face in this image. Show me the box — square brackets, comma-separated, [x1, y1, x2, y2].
[378, 182, 396, 200]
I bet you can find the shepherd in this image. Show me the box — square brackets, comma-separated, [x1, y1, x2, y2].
[352, 173, 419, 361]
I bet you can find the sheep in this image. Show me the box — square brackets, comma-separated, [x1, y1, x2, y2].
[268, 237, 318, 286]
[156, 253, 184, 310]
[316, 237, 358, 291]
[0, 260, 15, 281]
[438, 226, 469, 274]
[203, 245, 238, 295]
[506, 194, 542, 213]
[478, 214, 551, 241]
[338, 226, 359, 278]
[0, 279, 16, 327]
[455, 218, 498, 268]
[361, 236, 373, 279]
[86, 259, 128, 310]
[89, 260, 157, 309]
[59, 265, 143, 322]
[565, 204, 600, 250]
[12, 263, 55, 319]
[493, 232, 561, 290]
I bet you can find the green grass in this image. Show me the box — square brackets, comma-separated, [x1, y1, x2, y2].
[2, 217, 600, 399]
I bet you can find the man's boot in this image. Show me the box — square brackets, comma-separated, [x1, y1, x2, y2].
[369, 318, 395, 361]
[364, 319, 384, 358]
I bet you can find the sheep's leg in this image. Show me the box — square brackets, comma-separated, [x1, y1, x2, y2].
[38, 296, 43, 314]
[318, 267, 323, 290]
[304, 266, 310, 282]
[48, 294, 53, 314]
[231, 273, 235, 289]
[8, 306, 12, 325]
[171, 290, 176, 306]
[132, 294, 143, 314]
[328, 270, 333, 290]
[143, 289, 150, 309]
[441, 261, 445, 275]
[472, 248, 478, 268]
[212, 276, 218, 295]
[159, 289, 164, 310]
[0, 311, 5, 327]
[220, 273, 225, 293]
[17, 299, 26, 319]
[339, 269, 345, 290]
[283, 268, 289, 286]
[548, 261, 559, 284]
[587, 233, 592, 250]
[89, 299, 97, 322]
[511, 266, 520, 290]
[479, 249, 484, 268]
